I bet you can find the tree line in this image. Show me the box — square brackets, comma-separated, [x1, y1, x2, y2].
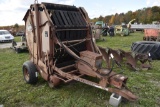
[0, 23, 25, 35]
[90, 6, 160, 25]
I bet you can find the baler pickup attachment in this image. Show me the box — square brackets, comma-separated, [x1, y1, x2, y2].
[99, 46, 152, 71]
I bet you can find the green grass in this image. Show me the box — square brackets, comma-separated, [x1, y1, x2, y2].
[0, 32, 160, 107]
[14, 36, 21, 42]
[96, 32, 144, 51]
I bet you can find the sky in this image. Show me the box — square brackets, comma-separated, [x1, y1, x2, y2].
[0, 0, 160, 26]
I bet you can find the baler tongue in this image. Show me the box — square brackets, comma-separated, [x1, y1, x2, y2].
[108, 88, 138, 101]
[58, 41, 137, 101]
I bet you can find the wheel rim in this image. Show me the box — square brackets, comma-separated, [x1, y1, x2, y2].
[24, 67, 29, 81]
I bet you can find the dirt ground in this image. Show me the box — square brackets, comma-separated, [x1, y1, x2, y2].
[0, 42, 21, 49]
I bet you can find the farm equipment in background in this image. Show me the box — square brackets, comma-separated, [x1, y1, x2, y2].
[95, 21, 104, 27]
[93, 21, 109, 40]
[22, 2, 137, 105]
[11, 35, 28, 53]
[132, 29, 160, 60]
[127, 19, 136, 33]
[131, 41, 160, 60]
[114, 19, 135, 36]
[93, 21, 112, 41]
[114, 24, 130, 36]
[93, 24, 103, 40]
[143, 28, 160, 41]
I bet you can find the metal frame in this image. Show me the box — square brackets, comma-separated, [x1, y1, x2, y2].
[23, 2, 137, 101]
[99, 46, 152, 71]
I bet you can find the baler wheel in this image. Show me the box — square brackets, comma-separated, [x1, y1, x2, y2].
[23, 61, 38, 84]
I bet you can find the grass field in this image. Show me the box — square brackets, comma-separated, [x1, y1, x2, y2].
[14, 36, 21, 42]
[0, 32, 160, 107]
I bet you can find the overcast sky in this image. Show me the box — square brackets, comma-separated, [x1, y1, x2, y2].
[0, 0, 160, 26]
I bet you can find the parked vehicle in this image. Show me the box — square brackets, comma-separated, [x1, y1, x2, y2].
[114, 19, 135, 36]
[16, 31, 25, 36]
[94, 21, 109, 38]
[0, 30, 14, 42]
[95, 21, 104, 27]
[114, 25, 129, 36]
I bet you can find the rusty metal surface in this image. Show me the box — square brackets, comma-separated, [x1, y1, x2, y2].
[23, 2, 138, 102]
[143, 29, 160, 41]
[144, 29, 159, 37]
[98, 46, 152, 71]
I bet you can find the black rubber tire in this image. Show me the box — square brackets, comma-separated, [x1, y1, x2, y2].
[23, 61, 38, 84]
[131, 41, 160, 60]
[102, 32, 107, 36]
[16, 48, 21, 53]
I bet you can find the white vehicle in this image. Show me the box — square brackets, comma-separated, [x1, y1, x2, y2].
[0, 30, 14, 42]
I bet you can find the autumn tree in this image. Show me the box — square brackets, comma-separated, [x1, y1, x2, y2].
[146, 8, 152, 23]
[103, 15, 112, 24]
[98, 15, 103, 21]
[114, 13, 119, 24]
[90, 6, 160, 25]
[14, 23, 19, 32]
[109, 15, 115, 25]
[151, 6, 160, 13]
